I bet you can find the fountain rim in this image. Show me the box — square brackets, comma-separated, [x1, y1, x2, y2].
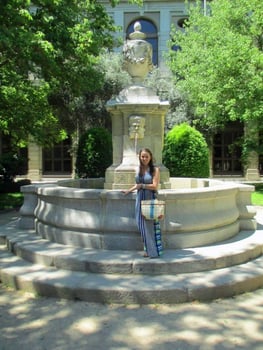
[21, 177, 254, 199]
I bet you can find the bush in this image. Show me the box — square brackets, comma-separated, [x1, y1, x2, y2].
[0, 192, 24, 209]
[0, 179, 31, 194]
[75, 127, 113, 178]
[163, 123, 210, 178]
[0, 152, 27, 182]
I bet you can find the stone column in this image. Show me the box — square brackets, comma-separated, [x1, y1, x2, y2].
[159, 9, 171, 70]
[209, 142, 213, 178]
[27, 141, 42, 181]
[244, 121, 260, 181]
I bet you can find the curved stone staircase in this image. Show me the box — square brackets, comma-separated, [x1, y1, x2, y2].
[1, 209, 263, 304]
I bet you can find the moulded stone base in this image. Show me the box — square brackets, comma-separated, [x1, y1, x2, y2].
[19, 178, 256, 251]
[36, 219, 240, 250]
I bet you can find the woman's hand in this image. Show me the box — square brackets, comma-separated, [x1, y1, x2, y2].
[122, 183, 142, 195]
[122, 189, 130, 195]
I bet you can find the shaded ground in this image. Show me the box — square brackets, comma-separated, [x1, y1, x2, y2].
[1, 285, 263, 350]
[0, 209, 263, 350]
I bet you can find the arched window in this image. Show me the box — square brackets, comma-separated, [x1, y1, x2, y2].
[126, 19, 158, 66]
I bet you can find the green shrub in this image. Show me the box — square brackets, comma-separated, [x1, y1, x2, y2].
[163, 123, 209, 178]
[0, 150, 30, 193]
[0, 179, 31, 194]
[0, 152, 28, 183]
[75, 127, 112, 178]
[0, 192, 24, 209]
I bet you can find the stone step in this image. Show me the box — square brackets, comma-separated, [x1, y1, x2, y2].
[1, 214, 263, 304]
[1, 245, 263, 304]
[2, 227, 263, 275]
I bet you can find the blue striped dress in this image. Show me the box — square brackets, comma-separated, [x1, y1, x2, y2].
[135, 170, 163, 258]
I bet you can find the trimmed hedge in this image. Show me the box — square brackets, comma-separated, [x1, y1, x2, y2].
[163, 123, 209, 178]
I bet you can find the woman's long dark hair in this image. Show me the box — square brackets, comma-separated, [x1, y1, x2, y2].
[138, 148, 155, 177]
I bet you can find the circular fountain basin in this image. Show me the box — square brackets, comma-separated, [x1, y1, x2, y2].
[19, 178, 256, 250]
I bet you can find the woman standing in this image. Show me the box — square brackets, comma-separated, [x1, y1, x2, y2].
[123, 148, 163, 258]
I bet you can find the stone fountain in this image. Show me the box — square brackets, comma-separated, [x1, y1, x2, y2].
[1, 22, 260, 305]
[19, 21, 256, 250]
[104, 21, 170, 190]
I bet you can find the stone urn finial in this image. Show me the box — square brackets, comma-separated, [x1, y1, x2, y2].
[123, 21, 153, 84]
[129, 21, 146, 40]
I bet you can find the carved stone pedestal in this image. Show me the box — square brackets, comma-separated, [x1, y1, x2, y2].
[104, 86, 170, 189]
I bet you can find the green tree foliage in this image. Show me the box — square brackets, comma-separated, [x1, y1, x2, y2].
[145, 67, 195, 132]
[76, 50, 131, 134]
[163, 123, 210, 177]
[0, 0, 141, 148]
[168, 0, 263, 140]
[75, 127, 113, 178]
